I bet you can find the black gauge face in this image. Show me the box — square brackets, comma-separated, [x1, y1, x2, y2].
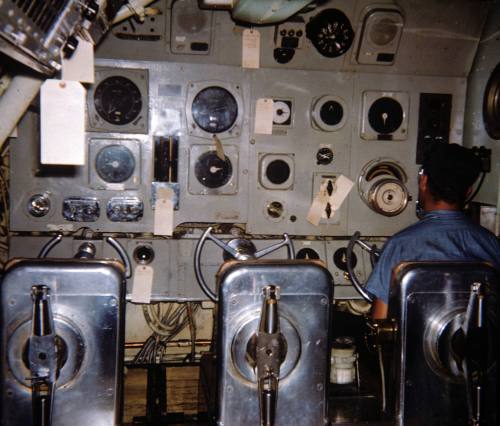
[266, 160, 290, 185]
[195, 151, 233, 188]
[296, 248, 320, 260]
[306, 9, 354, 58]
[368, 97, 404, 134]
[320, 100, 343, 126]
[94, 76, 142, 125]
[95, 145, 136, 183]
[316, 147, 334, 165]
[192, 86, 238, 133]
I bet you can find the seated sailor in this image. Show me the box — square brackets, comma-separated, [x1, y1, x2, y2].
[365, 143, 500, 319]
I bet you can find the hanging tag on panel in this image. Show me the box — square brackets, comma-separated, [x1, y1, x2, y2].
[330, 175, 354, 211]
[213, 134, 226, 160]
[131, 265, 154, 304]
[307, 179, 330, 226]
[242, 28, 260, 69]
[154, 187, 174, 236]
[40, 80, 85, 165]
[61, 37, 95, 83]
[254, 98, 274, 134]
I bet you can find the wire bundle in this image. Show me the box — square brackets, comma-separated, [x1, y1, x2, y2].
[133, 302, 200, 364]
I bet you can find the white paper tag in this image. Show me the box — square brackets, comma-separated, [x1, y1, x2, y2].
[254, 98, 274, 134]
[242, 28, 260, 69]
[307, 175, 354, 226]
[154, 187, 174, 236]
[330, 175, 354, 211]
[61, 37, 95, 83]
[40, 80, 85, 165]
[307, 179, 330, 226]
[131, 265, 154, 304]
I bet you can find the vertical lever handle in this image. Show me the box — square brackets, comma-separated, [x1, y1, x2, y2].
[246, 286, 288, 426]
[462, 282, 488, 426]
[29, 285, 57, 426]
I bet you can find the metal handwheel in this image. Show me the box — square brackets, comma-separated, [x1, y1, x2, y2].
[346, 231, 381, 303]
[194, 226, 295, 302]
[38, 233, 132, 278]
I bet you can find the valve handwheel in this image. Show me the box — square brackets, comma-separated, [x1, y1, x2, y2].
[346, 231, 381, 303]
[194, 226, 295, 302]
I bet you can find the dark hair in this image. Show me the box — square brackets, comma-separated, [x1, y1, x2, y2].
[422, 143, 482, 206]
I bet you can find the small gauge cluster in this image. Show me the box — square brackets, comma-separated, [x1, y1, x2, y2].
[87, 68, 149, 134]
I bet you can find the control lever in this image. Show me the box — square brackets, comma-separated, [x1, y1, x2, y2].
[462, 282, 488, 426]
[246, 286, 287, 426]
[28, 285, 58, 426]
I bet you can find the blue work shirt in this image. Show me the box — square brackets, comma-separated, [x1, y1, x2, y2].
[365, 210, 500, 303]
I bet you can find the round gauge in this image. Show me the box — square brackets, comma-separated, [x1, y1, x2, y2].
[195, 151, 233, 188]
[368, 97, 404, 134]
[312, 95, 347, 131]
[296, 248, 320, 260]
[306, 9, 354, 58]
[368, 178, 408, 216]
[266, 160, 291, 185]
[94, 76, 142, 125]
[483, 62, 500, 139]
[95, 145, 136, 183]
[316, 147, 334, 165]
[192, 86, 238, 133]
[273, 100, 292, 125]
[320, 100, 343, 126]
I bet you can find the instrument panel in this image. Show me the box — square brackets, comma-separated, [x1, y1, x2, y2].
[6, 0, 478, 300]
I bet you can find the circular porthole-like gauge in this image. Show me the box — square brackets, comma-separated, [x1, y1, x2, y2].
[94, 76, 143, 125]
[311, 95, 347, 131]
[194, 150, 233, 188]
[368, 97, 404, 134]
[483, 62, 500, 140]
[192, 86, 238, 133]
[266, 160, 291, 185]
[95, 145, 136, 183]
[358, 158, 409, 216]
[306, 9, 355, 58]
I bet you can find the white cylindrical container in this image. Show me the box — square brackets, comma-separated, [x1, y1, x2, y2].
[330, 336, 357, 384]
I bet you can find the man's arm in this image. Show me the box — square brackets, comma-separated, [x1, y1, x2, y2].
[371, 297, 388, 319]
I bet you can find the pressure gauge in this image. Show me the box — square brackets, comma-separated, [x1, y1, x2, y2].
[95, 145, 136, 183]
[311, 95, 347, 131]
[194, 150, 233, 188]
[192, 86, 238, 133]
[273, 100, 292, 125]
[94, 76, 142, 125]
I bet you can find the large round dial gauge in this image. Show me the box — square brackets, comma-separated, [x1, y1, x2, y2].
[195, 151, 233, 188]
[306, 9, 354, 58]
[94, 76, 142, 125]
[368, 97, 404, 134]
[192, 86, 238, 133]
[95, 145, 136, 183]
